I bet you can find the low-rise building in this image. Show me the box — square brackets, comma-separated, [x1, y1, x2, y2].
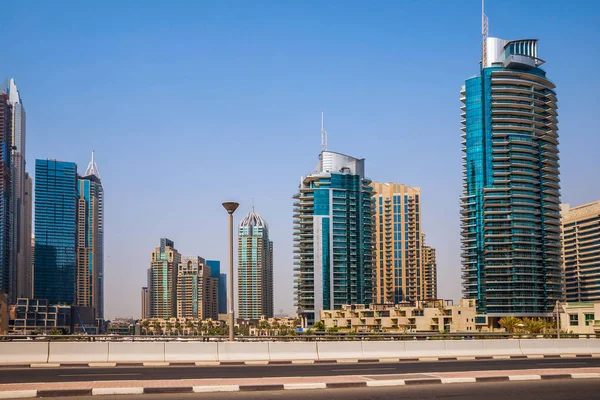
[320, 299, 479, 333]
[558, 302, 600, 334]
[9, 298, 71, 334]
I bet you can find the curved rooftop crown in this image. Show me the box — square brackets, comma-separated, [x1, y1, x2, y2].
[84, 151, 101, 180]
[239, 210, 268, 230]
[317, 151, 365, 177]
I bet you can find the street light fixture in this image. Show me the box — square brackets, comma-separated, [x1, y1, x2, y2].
[222, 201, 239, 341]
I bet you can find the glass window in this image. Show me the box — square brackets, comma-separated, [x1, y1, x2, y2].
[569, 314, 579, 326]
[585, 314, 594, 326]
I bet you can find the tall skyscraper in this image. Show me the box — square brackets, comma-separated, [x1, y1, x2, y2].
[293, 151, 374, 326]
[421, 234, 438, 300]
[141, 287, 150, 319]
[34, 159, 78, 305]
[22, 173, 32, 298]
[238, 210, 273, 319]
[0, 93, 13, 301]
[76, 152, 104, 318]
[207, 260, 227, 315]
[371, 182, 424, 304]
[3, 79, 31, 302]
[149, 238, 181, 318]
[561, 202, 600, 302]
[176, 256, 217, 320]
[460, 26, 562, 316]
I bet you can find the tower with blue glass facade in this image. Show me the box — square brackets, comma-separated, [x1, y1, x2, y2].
[76, 152, 104, 319]
[293, 151, 374, 327]
[207, 260, 227, 315]
[0, 93, 13, 301]
[460, 35, 562, 317]
[34, 159, 78, 305]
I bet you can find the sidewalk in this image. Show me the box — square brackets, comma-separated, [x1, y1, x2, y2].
[0, 367, 599, 398]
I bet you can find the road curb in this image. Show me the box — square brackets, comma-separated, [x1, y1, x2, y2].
[0, 373, 599, 398]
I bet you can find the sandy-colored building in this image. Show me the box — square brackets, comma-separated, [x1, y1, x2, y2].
[561, 202, 600, 302]
[558, 302, 600, 334]
[176, 256, 218, 320]
[371, 182, 437, 304]
[149, 238, 181, 318]
[320, 299, 478, 333]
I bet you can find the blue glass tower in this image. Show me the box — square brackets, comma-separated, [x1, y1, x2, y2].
[293, 151, 374, 326]
[461, 37, 562, 317]
[0, 93, 13, 300]
[207, 260, 227, 315]
[34, 159, 78, 305]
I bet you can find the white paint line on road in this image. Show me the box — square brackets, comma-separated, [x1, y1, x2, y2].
[492, 356, 511, 360]
[244, 361, 269, 365]
[284, 383, 327, 390]
[291, 360, 315, 364]
[366, 380, 406, 387]
[571, 373, 600, 379]
[0, 390, 38, 399]
[59, 373, 142, 377]
[92, 387, 144, 395]
[457, 356, 476, 361]
[143, 362, 169, 367]
[331, 367, 396, 372]
[193, 385, 240, 393]
[508, 375, 541, 381]
[195, 362, 220, 366]
[419, 358, 439, 361]
[88, 363, 117, 367]
[441, 377, 477, 384]
[30, 363, 60, 368]
[378, 358, 400, 363]
[336, 359, 359, 363]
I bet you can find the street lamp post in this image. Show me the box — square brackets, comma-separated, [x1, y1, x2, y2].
[222, 201, 239, 341]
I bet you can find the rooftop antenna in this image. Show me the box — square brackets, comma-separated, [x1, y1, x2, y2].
[252, 197, 255, 213]
[481, 0, 489, 68]
[321, 110, 328, 152]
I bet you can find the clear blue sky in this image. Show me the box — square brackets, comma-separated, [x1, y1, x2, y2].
[3, 0, 599, 318]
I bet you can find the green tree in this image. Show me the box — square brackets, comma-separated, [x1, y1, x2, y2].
[522, 318, 546, 334]
[313, 321, 326, 331]
[152, 321, 162, 335]
[498, 316, 523, 333]
[165, 321, 173, 336]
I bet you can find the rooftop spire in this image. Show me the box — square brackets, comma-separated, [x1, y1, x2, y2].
[482, 0, 489, 67]
[84, 150, 101, 180]
[321, 110, 327, 152]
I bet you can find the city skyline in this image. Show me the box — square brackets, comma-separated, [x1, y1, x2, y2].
[2, 1, 599, 318]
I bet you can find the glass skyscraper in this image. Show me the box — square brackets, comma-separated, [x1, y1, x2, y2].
[238, 210, 273, 319]
[206, 260, 227, 315]
[293, 151, 374, 327]
[460, 37, 562, 317]
[34, 159, 78, 305]
[0, 93, 13, 301]
[76, 152, 104, 318]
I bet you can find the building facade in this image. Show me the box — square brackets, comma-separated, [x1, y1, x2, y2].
[149, 238, 181, 318]
[76, 153, 104, 318]
[34, 159, 78, 305]
[293, 151, 374, 327]
[141, 286, 150, 319]
[371, 182, 427, 303]
[561, 202, 600, 302]
[421, 234, 438, 300]
[4, 79, 32, 302]
[238, 210, 273, 319]
[0, 93, 13, 302]
[207, 260, 227, 315]
[460, 36, 562, 316]
[320, 299, 478, 333]
[176, 256, 217, 320]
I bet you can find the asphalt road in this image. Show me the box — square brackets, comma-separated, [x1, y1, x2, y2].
[1, 357, 599, 384]
[32, 379, 600, 400]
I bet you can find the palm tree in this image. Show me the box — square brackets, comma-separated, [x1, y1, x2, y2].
[165, 322, 173, 336]
[175, 322, 182, 336]
[141, 320, 150, 335]
[522, 318, 546, 334]
[498, 316, 522, 333]
[152, 321, 162, 336]
[186, 321, 194, 336]
[313, 321, 326, 331]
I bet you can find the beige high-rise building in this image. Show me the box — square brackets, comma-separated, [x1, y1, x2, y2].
[176, 256, 218, 320]
[421, 234, 437, 300]
[371, 182, 426, 304]
[150, 238, 181, 318]
[561, 202, 600, 302]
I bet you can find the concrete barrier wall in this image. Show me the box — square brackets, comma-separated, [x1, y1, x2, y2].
[269, 342, 318, 361]
[0, 342, 48, 363]
[317, 341, 364, 360]
[2, 338, 600, 364]
[361, 341, 405, 359]
[49, 342, 109, 363]
[445, 340, 485, 356]
[404, 340, 446, 357]
[519, 339, 556, 355]
[218, 342, 270, 361]
[483, 339, 522, 356]
[108, 342, 165, 362]
[164, 342, 219, 362]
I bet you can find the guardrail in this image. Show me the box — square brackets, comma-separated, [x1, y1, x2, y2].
[1, 338, 599, 364]
[0, 331, 598, 342]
